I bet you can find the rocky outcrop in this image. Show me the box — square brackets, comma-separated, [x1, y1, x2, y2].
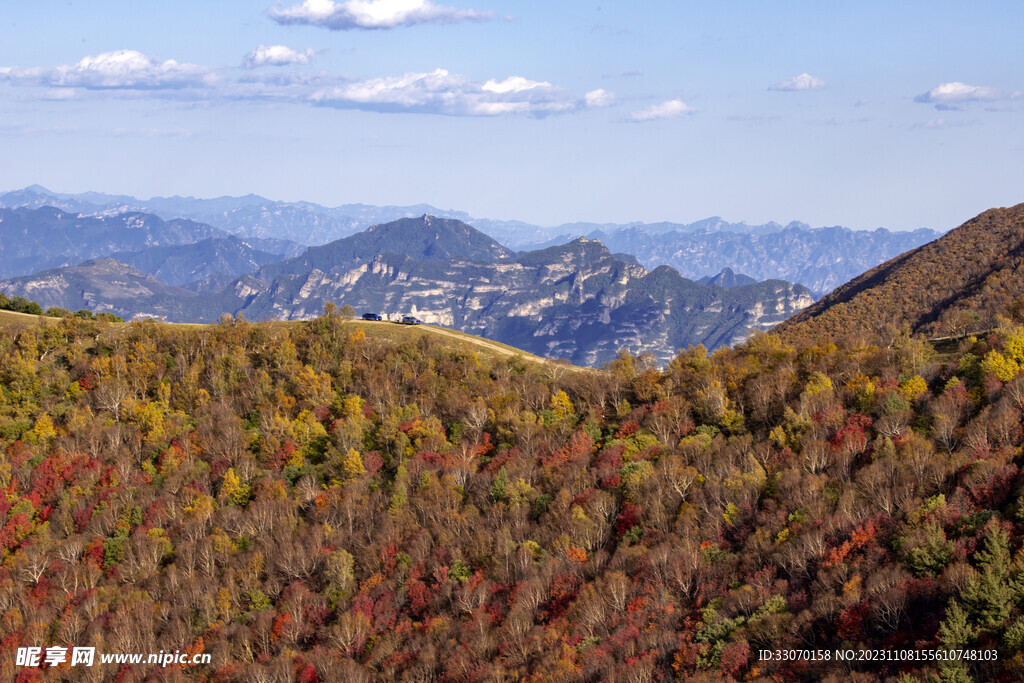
[233, 230, 813, 366]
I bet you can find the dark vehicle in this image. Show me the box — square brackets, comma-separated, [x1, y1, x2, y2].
[400, 315, 423, 325]
[361, 313, 382, 321]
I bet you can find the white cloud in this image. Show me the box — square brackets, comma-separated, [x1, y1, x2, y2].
[0, 51, 599, 118]
[770, 73, 826, 91]
[310, 68, 587, 116]
[584, 88, 615, 108]
[481, 76, 550, 94]
[629, 99, 693, 122]
[268, 0, 492, 30]
[914, 81, 1012, 109]
[244, 45, 315, 68]
[0, 50, 215, 89]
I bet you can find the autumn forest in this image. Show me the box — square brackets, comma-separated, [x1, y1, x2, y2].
[4, 205, 1024, 682]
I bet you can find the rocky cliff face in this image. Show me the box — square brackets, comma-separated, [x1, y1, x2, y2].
[233, 229, 813, 366]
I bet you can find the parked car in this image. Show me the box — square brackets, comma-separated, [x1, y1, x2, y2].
[361, 313, 382, 321]
[400, 315, 423, 325]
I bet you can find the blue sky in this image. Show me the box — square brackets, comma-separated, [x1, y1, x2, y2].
[1, 0, 1021, 230]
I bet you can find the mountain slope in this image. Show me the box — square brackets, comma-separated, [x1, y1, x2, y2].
[111, 237, 286, 286]
[696, 268, 758, 288]
[0, 187, 940, 294]
[256, 214, 514, 281]
[0, 206, 229, 278]
[0, 258, 232, 322]
[232, 235, 813, 365]
[776, 203, 1024, 342]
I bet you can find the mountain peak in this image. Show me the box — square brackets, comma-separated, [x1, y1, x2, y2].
[355, 215, 513, 260]
[256, 215, 515, 281]
[696, 267, 759, 288]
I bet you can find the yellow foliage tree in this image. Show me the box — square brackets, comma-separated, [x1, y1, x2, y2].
[30, 414, 57, 444]
[981, 350, 1020, 382]
[845, 372, 876, 401]
[219, 467, 251, 506]
[341, 394, 364, 418]
[342, 448, 365, 479]
[1003, 326, 1024, 364]
[295, 364, 332, 406]
[899, 375, 929, 402]
[185, 494, 215, 521]
[216, 588, 232, 625]
[549, 390, 575, 420]
[293, 409, 328, 447]
[804, 371, 834, 396]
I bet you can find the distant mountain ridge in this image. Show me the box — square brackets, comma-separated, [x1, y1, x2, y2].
[256, 214, 515, 282]
[0, 186, 477, 248]
[0, 206, 227, 278]
[110, 236, 286, 287]
[0, 186, 940, 295]
[0, 258, 221, 321]
[592, 224, 940, 295]
[0, 215, 815, 365]
[228, 223, 814, 365]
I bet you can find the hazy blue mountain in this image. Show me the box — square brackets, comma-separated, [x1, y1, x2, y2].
[0, 258, 230, 322]
[110, 236, 286, 286]
[0, 206, 228, 278]
[255, 214, 515, 282]
[0, 186, 472, 246]
[0, 185, 141, 213]
[696, 268, 759, 288]
[595, 224, 940, 296]
[0, 186, 941, 295]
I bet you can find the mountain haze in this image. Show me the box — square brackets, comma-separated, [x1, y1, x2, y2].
[0, 206, 227, 278]
[255, 215, 514, 282]
[0, 258, 224, 321]
[594, 224, 939, 295]
[0, 187, 940, 294]
[696, 268, 759, 288]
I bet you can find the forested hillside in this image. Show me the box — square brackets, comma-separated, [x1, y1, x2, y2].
[3, 285, 1024, 680]
[779, 203, 1024, 344]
